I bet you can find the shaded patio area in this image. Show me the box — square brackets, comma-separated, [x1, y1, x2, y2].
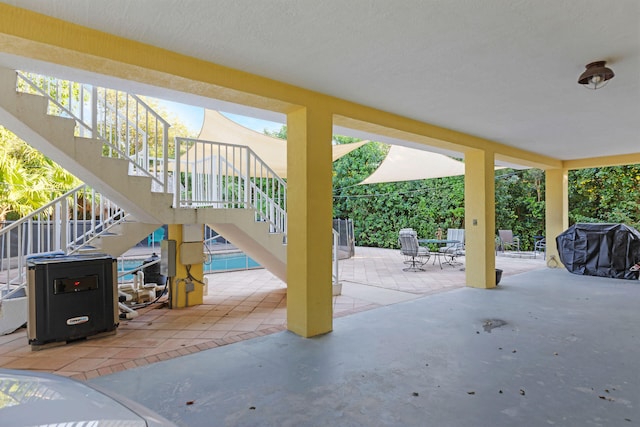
[0, 247, 546, 380]
[90, 264, 639, 426]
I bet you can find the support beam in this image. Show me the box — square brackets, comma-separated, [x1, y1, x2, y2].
[464, 148, 496, 288]
[545, 168, 568, 267]
[167, 224, 204, 308]
[286, 106, 334, 337]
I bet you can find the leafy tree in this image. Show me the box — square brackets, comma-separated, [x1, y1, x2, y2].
[569, 166, 640, 228]
[139, 96, 199, 156]
[494, 168, 546, 250]
[0, 126, 80, 223]
[264, 125, 288, 140]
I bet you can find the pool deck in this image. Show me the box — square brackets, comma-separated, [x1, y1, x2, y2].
[0, 247, 546, 380]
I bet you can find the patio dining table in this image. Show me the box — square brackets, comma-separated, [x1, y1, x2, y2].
[418, 239, 461, 269]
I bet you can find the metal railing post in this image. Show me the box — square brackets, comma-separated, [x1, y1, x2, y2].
[245, 147, 250, 208]
[333, 229, 340, 285]
[174, 137, 181, 208]
[163, 125, 169, 193]
[91, 86, 98, 139]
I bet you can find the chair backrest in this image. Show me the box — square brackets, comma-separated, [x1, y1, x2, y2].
[398, 229, 420, 256]
[498, 229, 514, 243]
[443, 228, 465, 253]
[447, 228, 465, 243]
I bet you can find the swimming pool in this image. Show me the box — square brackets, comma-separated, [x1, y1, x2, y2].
[118, 252, 260, 281]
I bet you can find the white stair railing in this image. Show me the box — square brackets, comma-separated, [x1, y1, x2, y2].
[16, 71, 172, 193]
[12, 71, 288, 237]
[333, 229, 340, 286]
[0, 185, 126, 296]
[175, 138, 287, 237]
[2, 70, 296, 329]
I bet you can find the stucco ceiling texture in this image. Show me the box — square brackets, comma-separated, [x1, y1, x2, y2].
[2, 0, 639, 162]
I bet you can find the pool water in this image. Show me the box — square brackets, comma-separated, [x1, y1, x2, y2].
[119, 252, 260, 281]
[205, 252, 261, 272]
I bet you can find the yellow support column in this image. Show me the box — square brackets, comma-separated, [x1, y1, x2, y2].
[545, 167, 568, 266]
[166, 224, 204, 309]
[286, 105, 333, 337]
[464, 148, 496, 288]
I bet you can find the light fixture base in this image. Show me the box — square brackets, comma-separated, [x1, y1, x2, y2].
[578, 61, 615, 90]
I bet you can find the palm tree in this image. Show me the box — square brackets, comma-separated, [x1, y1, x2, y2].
[0, 126, 80, 225]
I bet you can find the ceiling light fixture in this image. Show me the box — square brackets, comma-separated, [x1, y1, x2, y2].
[578, 61, 615, 90]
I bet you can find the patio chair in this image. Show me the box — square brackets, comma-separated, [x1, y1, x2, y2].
[398, 228, 429, 271]
[497, 229, 520, 252]
[534, 237, 546, 259]
[439, 228, 465, 258]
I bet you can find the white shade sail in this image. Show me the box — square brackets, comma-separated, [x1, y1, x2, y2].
[196, 110, 368, 178]
[359, 145, 466, 184]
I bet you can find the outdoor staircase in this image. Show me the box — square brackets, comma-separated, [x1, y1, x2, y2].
[0, 67, 287, 292]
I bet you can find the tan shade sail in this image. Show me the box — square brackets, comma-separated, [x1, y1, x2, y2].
[359, 145, 466, 184]
[195, 110, 368, 178]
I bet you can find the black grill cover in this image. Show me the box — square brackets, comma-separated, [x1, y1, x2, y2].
[556, 223, 640, 280]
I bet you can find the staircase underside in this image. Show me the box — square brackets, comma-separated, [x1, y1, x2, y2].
[199, 209, 286, 281]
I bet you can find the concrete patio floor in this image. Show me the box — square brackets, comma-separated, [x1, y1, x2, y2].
[89, 258, 639, 427]
[0, 247, 546, 381]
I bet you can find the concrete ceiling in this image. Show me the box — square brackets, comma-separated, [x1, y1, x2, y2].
[1, 0, 639, 162]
